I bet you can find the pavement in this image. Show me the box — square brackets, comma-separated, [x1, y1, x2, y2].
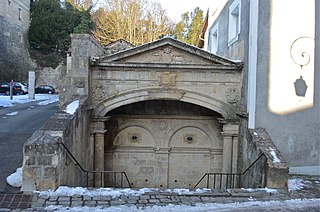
[0, 175, 319, 211]
[0, 101, 58, 194]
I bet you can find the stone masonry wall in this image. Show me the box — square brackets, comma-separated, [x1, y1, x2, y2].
[21, 99, 91, 191]
[59, 34, 106, 107]
[36, 64, 66, 93]
[105, 116, 223, 189]
[0, 16, 35, 81]
[240, 127, 288, 189]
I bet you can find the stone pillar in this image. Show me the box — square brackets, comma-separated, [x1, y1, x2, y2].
[87, 132, 95, 187]
[219, 119, 239, 188]
[221, 132, 233, 173]
[232, 134, 239, 173]
[91, 117, 110, 187]
[94, 132, 105, 187]
[28, 71, 35, 100]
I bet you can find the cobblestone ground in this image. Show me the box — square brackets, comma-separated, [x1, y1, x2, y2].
[0, 175, 319, 211]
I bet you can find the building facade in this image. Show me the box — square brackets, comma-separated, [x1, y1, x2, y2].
[0, 0, 33, 81]
[22, 35, 289, 191]
[206, 0, 319, 175]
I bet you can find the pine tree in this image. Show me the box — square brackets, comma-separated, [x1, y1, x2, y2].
[173, 7, 204, 46]
[29, 0, 93, 51]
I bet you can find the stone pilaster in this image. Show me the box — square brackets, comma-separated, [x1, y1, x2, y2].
[155, 148, 170, 188]
[91, 117, 110, 187]
[221, 132, 234, 173]
[232, 134, 239, 173]
[219, 119, 239, 173]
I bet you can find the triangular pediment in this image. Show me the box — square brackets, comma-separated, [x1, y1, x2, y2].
[95, 37, 242, 68]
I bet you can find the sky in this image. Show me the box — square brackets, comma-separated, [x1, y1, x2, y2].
[150, 0, 212, 22]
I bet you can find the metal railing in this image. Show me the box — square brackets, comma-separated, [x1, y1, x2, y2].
[194, 173, 241, 189]
[58, 142, 131, 188]
[194, 154, 267, 189]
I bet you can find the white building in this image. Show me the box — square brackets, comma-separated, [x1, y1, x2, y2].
[204, 0, 319, 175]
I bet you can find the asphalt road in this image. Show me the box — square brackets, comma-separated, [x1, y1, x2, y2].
[0, 99, 58, 193]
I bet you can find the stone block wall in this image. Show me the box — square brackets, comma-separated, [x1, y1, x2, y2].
[106, 116, 223, 189]
[0, 15, 35, 81]
[0, 0, 30, 30]
[21, 99, 92, 191]
[36, 64, 65, 93]
[59, 34, 106, 107]
[240, 127, 288, 189]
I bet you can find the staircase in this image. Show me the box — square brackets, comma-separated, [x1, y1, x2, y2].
[194, 154, 268, 189]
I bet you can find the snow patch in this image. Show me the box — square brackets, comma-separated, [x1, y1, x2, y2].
[64, 100, 79, 115]
[37, 186, 211, 198]
[241, 187, 278, 193]
[269, 147, 281, 163]
[6, 167, 22, 188]
[38, 95, 59, 105]
[43, 198, 320, 212]
[288, 178, 309, 191]
[167, 188, 211, 195]
[5, 111, 18, 116]
[0, 94, 59, 107]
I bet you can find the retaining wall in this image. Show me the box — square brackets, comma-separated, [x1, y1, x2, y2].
[21, 99, 91, 191]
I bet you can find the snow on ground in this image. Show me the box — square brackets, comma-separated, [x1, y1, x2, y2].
[38, 186, 211, 198]
[288, 178, 310, 191]
[0, 94, 59, 107]
[6, 167, 22, 187]
[38, 176, 310, 198]
[44, 198, 320, 212]
[63, 100, 79, 114]
[241, 187, 278, 193]
[37, 96, 59, 105]
[5, 111, 18, 116]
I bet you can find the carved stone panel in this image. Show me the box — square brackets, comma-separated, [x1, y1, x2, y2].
[92, 83, 106, 100]
[158, 72, 177, 87]
[226, 87, 240, 104]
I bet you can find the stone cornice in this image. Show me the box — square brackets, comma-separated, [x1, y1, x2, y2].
[217, 118, 240, 125]
[96, 37, 243, 68]
[90, 62, 242, 71]
[91, 116, 110, 122]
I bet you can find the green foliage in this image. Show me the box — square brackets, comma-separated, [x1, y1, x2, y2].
[174, 12, 189, 41]
[74, 8, 93, 34]
[29, 0, 93, 52]
[29, 48, 64, 68]
[173, 7, 204, 46]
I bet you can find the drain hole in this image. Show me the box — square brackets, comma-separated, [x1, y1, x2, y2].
[174, 180, 177, 182]
[145, 179, 148, 182]
[132, 135, 137, 140]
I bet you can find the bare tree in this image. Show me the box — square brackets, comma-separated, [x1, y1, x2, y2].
[92, 0, 173, 46]
[66, 0, 94, 9]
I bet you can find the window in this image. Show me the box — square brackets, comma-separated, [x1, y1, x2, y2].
[209, 23, 219, 54]
[18, 8, 22, 20]
[228, 0, 241, 46]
